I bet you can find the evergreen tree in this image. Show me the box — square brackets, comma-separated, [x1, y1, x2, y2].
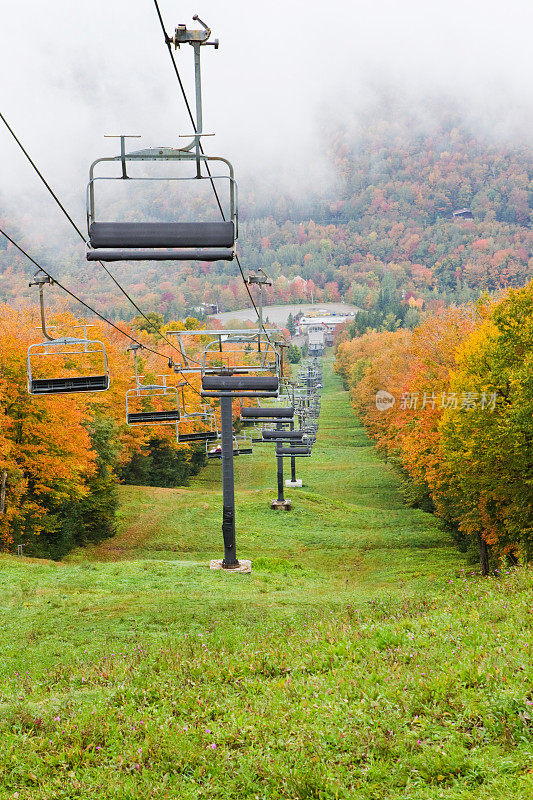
[120, 437, 207, 489]
[288, 344, 302, 363]
[287, 313, 296, 336]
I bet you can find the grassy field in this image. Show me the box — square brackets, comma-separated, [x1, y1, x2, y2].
[0, 358, 531, 799]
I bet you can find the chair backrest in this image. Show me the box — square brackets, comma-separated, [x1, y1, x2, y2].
[203, 375, 278, 392]
[241, 405, 293, 419]
[201, 374, 279, 399]
[89, 221, 234, 249]
[262, 430, 305, 441]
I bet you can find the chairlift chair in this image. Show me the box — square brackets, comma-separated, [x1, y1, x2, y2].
[200, 331, 281, 398]
[125, 345, 180, 425]
[234, 431, 253, 455]
[201, 333, 280, 377]
[86, 22, 237, 264]
[176, 397, 219, 443]
[86, 142, 237, 263]
[27, 272, 110, 396]
[178, 429, 218, 444]
[126, 382, 181, 425]
[207, 433, 252, 459]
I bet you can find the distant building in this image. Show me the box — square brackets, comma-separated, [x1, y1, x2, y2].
[297, 312, 355, 336]
[307, 325, 325, 356]
[201, 302, 219, 315]
[297, 312, 356, 350]
[452, 208, 474, 220]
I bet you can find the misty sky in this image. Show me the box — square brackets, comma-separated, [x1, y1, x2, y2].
[1, 0, 532, 220]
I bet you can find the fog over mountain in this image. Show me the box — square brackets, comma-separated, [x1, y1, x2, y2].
[1, 0, 532, 216]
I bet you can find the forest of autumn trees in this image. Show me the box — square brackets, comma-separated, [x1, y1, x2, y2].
[335, 279, 533, 573]
[0, 307, 213, 558]
[0, 106, 530, 320]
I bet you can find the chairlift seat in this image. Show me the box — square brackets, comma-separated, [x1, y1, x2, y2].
[27, 332, 110, 396]
[246, 418, 294, 425]
[177, 431, 218, 443]
[127, 410, 181, 424]
[201, 390, 278, 399]
[207, 447, 252, 459]
[276, 451, 311, 458]
[87, 248, 234, 262]
[30, 375, 109, 395]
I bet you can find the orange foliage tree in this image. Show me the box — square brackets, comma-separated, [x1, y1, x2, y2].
[0, 306, 97, 549]
[0, 303, 211, 555]
[335, 285, 533, 573]
[439, 282, 533, 569]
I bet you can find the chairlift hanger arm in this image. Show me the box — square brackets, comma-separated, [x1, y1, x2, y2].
[151, 5, 271, 346]
[162, 16, 218, 175]
[29, 271, 55, 342]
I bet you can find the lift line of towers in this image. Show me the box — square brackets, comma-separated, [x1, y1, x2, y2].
[24, 16, 323, 571]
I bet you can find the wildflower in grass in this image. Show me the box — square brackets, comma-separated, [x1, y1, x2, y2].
[209, 743, 217, 750]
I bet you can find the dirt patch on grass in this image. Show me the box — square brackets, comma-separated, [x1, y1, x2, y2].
[83, 507, 171, 562]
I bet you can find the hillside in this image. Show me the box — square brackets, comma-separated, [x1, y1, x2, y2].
[1, 106, 531, 321]
[0, 359, 531, 799]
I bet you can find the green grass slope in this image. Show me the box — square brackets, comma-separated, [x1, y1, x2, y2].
[0, 358, 531, 799]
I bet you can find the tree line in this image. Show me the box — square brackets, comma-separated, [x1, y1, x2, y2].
[335, 279, 533, 573]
